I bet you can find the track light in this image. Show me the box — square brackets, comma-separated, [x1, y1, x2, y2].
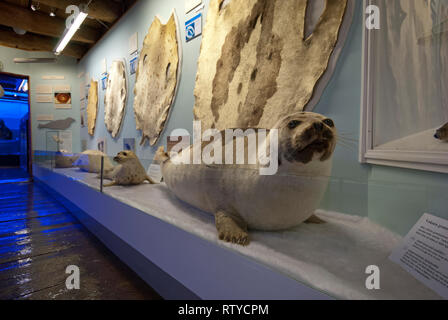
[54, 10, 88, 55]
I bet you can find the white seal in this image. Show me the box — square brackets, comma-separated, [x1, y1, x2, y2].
[157, 112, 337, 245]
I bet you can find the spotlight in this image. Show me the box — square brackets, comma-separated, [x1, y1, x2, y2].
[30, 2, 40, 11]
[50, 10, 56, 17]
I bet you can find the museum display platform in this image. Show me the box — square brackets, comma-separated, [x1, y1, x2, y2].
[33, 163, 440, 300]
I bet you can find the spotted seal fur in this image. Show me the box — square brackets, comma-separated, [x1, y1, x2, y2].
[104, 151, 155, 187]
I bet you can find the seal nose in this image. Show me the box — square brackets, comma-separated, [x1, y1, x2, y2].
[434, 133, 439, 139]
[313, 122, 324, 132]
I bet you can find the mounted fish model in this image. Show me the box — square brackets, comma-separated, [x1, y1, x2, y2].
[133, 10, 181, 146]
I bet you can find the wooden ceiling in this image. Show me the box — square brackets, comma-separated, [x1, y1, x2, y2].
[0, 0, 138, 60]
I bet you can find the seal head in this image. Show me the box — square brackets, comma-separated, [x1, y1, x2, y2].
[434, 123, 448, 142]
[113, 150, 138, 163]
[276, 112, 337, 165]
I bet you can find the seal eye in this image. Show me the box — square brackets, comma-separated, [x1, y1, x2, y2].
[323, 119, 334, 128]
[288, 120, 302, 129]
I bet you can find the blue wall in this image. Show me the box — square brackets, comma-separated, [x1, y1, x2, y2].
[0, 46, 81, 152]
[78, 0, 208, 160]
[313, 1, 370, 217]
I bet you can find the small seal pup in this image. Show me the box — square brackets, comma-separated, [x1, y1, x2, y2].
[73, 150, 115, 174]
[156, 112, 337, 246]
[434, 122, 448, 142]
[55, 152, 79, 168]
[104, 150, 156, 187]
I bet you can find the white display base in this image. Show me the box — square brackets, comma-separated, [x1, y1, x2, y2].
[33, 165, 441, 300]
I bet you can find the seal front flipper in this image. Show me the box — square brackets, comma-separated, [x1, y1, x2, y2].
[103, 181, 117, 187]
[214, 211, 249, 246]
[305, 215, 326, 224]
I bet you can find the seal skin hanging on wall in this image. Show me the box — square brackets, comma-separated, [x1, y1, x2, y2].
[133, 11, 181, 146]
[104, 60, 127, 138]
[193, 0, 348, 131]
[156, 112, 337, 246]
[87, 79, 98, 136]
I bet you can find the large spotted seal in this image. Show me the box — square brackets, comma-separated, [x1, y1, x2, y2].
[156, 112, 337, 245]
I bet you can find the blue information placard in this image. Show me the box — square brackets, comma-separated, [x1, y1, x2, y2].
[185, 13, 202, 42]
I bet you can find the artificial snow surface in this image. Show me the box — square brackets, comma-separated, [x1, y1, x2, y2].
[52, 167, 441, 300]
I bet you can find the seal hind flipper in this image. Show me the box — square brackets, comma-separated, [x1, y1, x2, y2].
[215, 211, 249, 246]
[305, 215, 326, 224]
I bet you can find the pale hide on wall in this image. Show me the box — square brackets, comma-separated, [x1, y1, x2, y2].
[133, 11, 181, 146]
[193, 0, 350, 130]
[104, 60, 127, 138]
[87, 79, 98, 136]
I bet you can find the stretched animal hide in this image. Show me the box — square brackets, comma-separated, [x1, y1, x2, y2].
[133, 11, 180, 146]
[194, 0, 348, 130]
[87, 79, 98, 136]
[105, 60, 127, 138]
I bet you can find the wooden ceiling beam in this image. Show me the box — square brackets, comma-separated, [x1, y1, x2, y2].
[0, 2, 100, 44]
[0, 29, 88, 59]
[36, 0, 122, 24]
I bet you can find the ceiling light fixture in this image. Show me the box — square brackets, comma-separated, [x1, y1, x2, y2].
[30, 2, 40, 11]
[50, 10, 56, 17]
[54, 10, 88, 55]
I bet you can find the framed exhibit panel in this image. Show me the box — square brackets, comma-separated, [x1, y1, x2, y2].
[360, 0, 448, 173]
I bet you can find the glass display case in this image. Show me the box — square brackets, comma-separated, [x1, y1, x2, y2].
[28, 0, 448, 301]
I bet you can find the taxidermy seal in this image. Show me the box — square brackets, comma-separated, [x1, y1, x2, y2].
[103, 151, 156, 187]
[55, 152, 79, 168]
[156, 112, 337, 245]
[73, 150, 114, 174]
[38, 117, 75, 130]
[434, 123, 448, 142]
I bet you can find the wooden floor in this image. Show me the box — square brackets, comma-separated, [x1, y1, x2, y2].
[0, 181, 162, 300]
[0, 167, 29, 184]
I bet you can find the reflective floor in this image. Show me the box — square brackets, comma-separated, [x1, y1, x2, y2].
[0, 181, 162, 300]
[0, 167, 29, 184]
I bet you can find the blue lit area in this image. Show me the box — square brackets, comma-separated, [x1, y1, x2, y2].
[0, 73, 30, 182]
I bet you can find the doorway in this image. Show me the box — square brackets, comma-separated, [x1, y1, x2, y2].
[0, 72, 31, 183]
